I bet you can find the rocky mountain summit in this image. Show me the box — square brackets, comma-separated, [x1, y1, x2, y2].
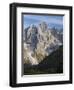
[23, 22, 63, 65]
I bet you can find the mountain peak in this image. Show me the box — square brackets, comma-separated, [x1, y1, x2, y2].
[39, 21, 48, 31]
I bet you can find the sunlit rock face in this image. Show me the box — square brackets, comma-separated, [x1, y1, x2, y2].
[23, 22, 63, 65]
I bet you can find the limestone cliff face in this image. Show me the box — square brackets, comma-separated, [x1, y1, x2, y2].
[23, 22, 63, 65]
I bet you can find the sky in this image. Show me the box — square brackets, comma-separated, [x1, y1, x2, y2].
[23, 14, 64, 30]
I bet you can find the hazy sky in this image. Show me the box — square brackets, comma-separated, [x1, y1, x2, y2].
[23, 14, 63, 30]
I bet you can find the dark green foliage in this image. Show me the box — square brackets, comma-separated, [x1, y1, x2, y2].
[24, 46, 63, 75]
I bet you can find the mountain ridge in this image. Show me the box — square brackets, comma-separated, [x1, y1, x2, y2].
[23, 22, 63, 65]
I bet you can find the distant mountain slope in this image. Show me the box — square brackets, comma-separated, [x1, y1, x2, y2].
[24, 46, 63, 75]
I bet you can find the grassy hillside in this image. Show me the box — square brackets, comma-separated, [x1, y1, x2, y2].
[24, 46, 63, 75]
